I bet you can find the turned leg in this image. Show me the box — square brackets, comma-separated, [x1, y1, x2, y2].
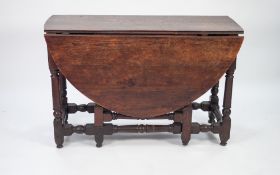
[220, 60, 236, 146]
[60, 74, 68, 124]
[48, 51, 65, 148]
[209, 82, 219, 124]
[94, 105, 104, 147]
[53, 118, 64, 148]
[181, 105, 192, 145]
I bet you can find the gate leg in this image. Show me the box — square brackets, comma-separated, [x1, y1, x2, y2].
[181, 105, 192, 145]
[209, 82, 219, 124]
[220, 60, 236, 146]
[48, 51, 66, 148]
[94, 105, 104, 147]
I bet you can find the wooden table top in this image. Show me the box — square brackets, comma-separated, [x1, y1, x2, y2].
[44, 15, 244, 35]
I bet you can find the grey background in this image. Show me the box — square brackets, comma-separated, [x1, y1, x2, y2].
[0, 0, 279, 174]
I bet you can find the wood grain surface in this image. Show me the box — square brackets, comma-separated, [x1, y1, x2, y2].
[45, 34, 243, 117]
[44, 15, 244, 35]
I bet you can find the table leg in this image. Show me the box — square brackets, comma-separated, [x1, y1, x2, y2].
[60, 74, 68, 125]
[94, 105, 104, 147]
[220, 60, 236, 146]
[48, 51, 65, 148]
[209, 82, 219, 124]
[181, 105, 192, 145]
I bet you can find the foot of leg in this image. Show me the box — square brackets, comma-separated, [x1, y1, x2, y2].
[95, 134, 104, 148]
[56, 144, 63, 148]
[181, 105, 192, 146]
[208, 112, 215, 124]
[219, 115, 231, 146]
[181, 137, 190, 146]
[54, 118, 64, 148]
[220, 141, 227, 146]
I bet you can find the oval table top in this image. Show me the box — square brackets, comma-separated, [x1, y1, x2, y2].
[46, 34, 243, 118]
[44, 15, 244, 35]
[45, 15, 244, 118]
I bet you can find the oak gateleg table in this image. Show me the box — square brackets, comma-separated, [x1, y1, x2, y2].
[44, 15, 244, 148]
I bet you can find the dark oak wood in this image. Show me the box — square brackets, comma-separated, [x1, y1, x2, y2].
[209, 82, 220, 123]
[220, 60, 236, 146]
[94, 105, 104, 147]
[181, 106, 192, 145]
[59, 121, 223, 137]
[67, 103, 95, 113]
[44, 15, 244, 147]
[59, 74, 68, 124]
[44, 15, 244, 35]
[46, 35, 243, 117]
[48, 52, 65, 148]
[53, 118, 63, 148]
